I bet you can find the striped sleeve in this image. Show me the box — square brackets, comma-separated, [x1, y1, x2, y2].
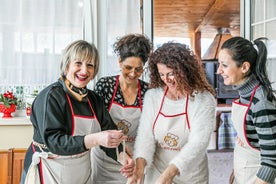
[248, 94, 276, 183]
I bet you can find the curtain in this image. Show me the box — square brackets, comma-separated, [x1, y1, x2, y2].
[0, 0, 141, 110]
[0, 0, 84, 95]
[95, 0, 141, 80]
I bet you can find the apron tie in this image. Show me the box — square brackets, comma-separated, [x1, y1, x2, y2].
[24, 152, 48, 184]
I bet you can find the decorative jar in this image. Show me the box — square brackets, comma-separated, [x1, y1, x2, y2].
[0, 91, 18, 118]
[0, 103, 16, 118]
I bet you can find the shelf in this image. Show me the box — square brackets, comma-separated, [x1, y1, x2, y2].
[0, 110, 31, 126]
[0, 117, 31, 126]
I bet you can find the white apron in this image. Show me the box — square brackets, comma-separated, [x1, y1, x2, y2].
[145, 88, 208, 184]
[24, 94, 101, 184]
[91, 75, 142, 184]
[232, 85, 261, 184]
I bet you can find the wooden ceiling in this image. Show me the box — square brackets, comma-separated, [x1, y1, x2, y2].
[153, 0, 240, 38]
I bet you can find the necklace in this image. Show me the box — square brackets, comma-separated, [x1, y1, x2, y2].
[121, 87, 138, 105]
[119, 77, 138, 105]
[166, 89, 183, 101]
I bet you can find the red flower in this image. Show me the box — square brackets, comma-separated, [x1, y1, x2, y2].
[0, 91, 18, 108]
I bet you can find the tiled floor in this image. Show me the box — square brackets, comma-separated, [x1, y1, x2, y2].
[208, 150, 233, 184]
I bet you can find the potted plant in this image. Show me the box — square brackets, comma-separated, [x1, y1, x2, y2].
[0, 91, 18, 118]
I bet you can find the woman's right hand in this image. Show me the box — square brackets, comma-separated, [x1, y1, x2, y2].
[84, 130, 125, 149]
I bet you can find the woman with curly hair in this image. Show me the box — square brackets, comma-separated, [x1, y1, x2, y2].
[128, 42, 216, 184]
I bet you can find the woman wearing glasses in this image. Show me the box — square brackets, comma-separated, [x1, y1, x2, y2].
[91, 33, 152, 184]
[129, 42, 216, 184]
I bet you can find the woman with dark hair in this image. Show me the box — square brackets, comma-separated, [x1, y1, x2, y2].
[217, 36, 276, 184]
[128, 42, 216, 183]
[91, 33, 152, 184]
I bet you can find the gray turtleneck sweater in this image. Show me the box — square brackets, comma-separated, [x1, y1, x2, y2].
[233, 75, 276, 183]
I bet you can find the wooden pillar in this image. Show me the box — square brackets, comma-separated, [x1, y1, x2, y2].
[190, 31, 202, 63]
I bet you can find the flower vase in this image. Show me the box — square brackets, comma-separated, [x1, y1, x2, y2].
[0, 104, 16, 118]
[25, 94, 36, 117]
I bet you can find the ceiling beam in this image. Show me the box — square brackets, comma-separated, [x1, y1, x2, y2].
[195, 0, 226, 33]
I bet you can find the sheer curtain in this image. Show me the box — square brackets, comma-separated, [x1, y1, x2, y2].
[90, 0, 141, 84]
[0, 0, 84, 95]
[0, 0, 142, 109]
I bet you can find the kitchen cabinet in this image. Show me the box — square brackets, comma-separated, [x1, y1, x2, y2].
[0, 149, 10, 184]
[0, 116, 30, 183]
[0, 148, 26, 184]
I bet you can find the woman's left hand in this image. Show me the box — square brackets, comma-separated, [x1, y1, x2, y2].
[155, 164, 178, 184]
[119, 152, 135, 178]
[155, 174, 173, 184]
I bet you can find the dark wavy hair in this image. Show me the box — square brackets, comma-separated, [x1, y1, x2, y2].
[149, 42, 215, 96]
[113, 33, 152, 64]
[221, 36, 275, 101]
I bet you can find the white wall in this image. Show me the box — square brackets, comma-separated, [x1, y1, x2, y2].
[0, 117, 33, 149]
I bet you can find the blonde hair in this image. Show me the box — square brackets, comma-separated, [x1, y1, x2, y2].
[60, 40, 99, 77]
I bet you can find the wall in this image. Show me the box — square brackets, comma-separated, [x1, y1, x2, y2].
[0, 117, 33, 149]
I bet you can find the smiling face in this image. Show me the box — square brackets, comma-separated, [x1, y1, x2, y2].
[119, 56, 144, 84]
[65, 59, 95, 88]
[217, 49, 249, 86]
[157, 63, 177, 91]
[60, 40, 99, 89]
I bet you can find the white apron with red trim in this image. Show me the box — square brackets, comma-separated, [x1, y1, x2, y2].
[231, 85, 261, 184]
[144, 89, 208, 184]
[91, 75, 142, 184]
[24, 95, 101, 184]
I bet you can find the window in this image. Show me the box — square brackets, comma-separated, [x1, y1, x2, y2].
[249, 0, 276, 89]
[251, 0, 276, 58]
[94, 0, 141, 78]
[0, 0, 84, 108]
[0, 0, 142, 110]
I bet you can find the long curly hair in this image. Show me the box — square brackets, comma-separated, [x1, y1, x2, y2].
[149, 42, 215, 96]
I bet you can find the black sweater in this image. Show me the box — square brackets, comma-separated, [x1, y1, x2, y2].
[23, 79, 119, 171]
